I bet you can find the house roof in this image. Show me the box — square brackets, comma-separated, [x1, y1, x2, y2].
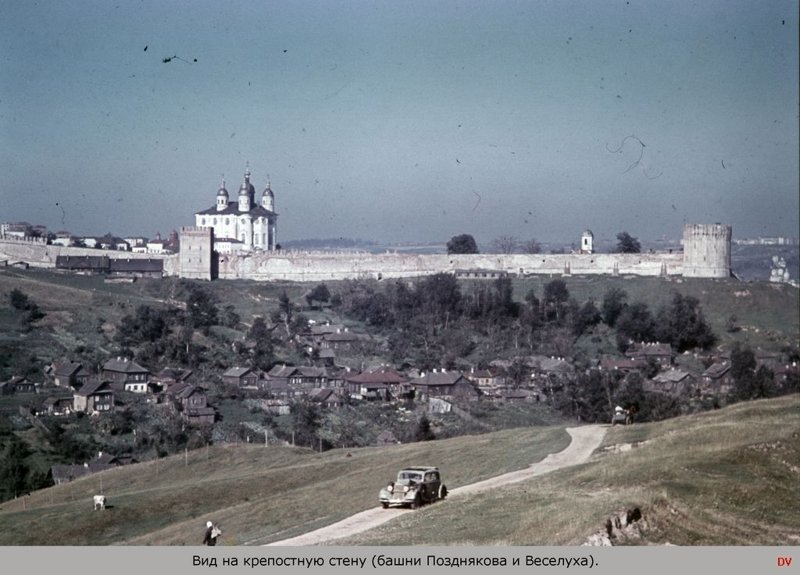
[53, 361, 85, 378]
[156, 367, 193, 382]
[175, 384, 205, 400]
[55, 255, 110, 270]
[322, 332, 363, 342]
[409, 371, 468, 386]
[223, 367, 253, 378]
[702, 362, 731, 379]
[109, 258, 163, 273]
[103, 358, 149, 374]
[535, 357, 573, 373]
[652, 369, 692, 384]
[347, 368, 407, 385]
[626, 342, 673, 357]
[600, 357, 648, 371]
[267, 365, 298, 378]
[76, 380, 112, 396]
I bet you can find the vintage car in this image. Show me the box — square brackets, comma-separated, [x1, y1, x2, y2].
[379, 466, 447, 509]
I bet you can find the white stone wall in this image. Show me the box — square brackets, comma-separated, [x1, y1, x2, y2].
[213, 250, 684, 282]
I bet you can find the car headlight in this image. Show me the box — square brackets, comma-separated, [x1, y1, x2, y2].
[402, 485, 410, 493]
[387, 485, 393, 492]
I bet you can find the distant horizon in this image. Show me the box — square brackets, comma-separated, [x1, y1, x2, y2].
[3, 218, 799, 250]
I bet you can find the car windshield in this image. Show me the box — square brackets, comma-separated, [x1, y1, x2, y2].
[398, 472, 423, 482]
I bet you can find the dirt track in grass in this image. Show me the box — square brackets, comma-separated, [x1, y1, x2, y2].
[266, 424, 606, 546]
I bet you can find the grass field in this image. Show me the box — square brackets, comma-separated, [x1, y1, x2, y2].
[1, 396, 797, 546]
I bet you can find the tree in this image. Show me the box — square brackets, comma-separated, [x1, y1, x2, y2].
[305, 283, 331, 309]
[573, 300, 602, 336]
[522, 238, 542, 254]
[415, 414, 436, 441]
[615, 302, 655, 347]
[490, 235, 518, 254]
[601, 288, 628, 327]
[181, 283, 218, 333]
[446, 234, 479, 254]
[8, 289, 45, 323]
[616, 231, 641, 254]
[543, 279, 570, 323]
[654, 293, 716, 352]
[0, 435, 31, 501]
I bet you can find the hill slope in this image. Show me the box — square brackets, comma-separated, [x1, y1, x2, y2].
[0, 396, 797, 546]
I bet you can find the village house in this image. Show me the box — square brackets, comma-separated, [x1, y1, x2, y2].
[700, 362, 735, 395]
[599, 356, 649, 374]
[0, 376, 38, 395]
[469, 368, 505, 388]
[263, 365, 329, 397]
[73, 380, 114, 414]
[346, 367, 409, 401]
[169, 382, 215, 425]
[320, 330, 366, 351]
[625, 342, 673, 366]
[644, 369, 696, 397]
[150, 367, 193, 394]
[408, 370, 480, 401]
[102, 358, 150, 393]
[309, 388, 345, 409]
[222, 367, 261, 389]
[55, 255, 110, 275]
[108, 258, 164, 279]
[42, 395, 73, 416]
[50, 361, 91, 389]
[773, 362, 800, 387]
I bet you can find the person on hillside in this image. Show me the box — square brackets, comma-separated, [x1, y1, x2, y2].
[203, 521, 220, 546]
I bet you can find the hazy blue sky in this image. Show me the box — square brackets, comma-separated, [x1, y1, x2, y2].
[1, 0, 797, 245]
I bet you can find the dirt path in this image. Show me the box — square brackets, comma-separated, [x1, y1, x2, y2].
[266, 424, 606, 546]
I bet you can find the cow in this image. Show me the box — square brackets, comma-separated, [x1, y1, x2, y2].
[93, 495, 106, 510]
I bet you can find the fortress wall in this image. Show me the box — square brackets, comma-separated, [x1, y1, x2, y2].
[0, 237, 173, 269]
[214, 250, 684, 282]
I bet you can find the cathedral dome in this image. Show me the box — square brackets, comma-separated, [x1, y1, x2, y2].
[217, 181, 229, 197]
[262, 183, 274, 198]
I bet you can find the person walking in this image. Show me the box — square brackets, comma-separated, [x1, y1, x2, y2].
[203, 521, 220, 546]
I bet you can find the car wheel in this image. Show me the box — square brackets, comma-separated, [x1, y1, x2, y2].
[381, 502, 389, 509]
[439, 485, 448, 500]
[410, 495, 420, 510]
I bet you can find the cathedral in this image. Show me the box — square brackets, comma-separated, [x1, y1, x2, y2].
[194, 167, 278, 251]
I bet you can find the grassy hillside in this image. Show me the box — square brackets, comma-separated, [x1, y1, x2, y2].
[0, 426, 570, 545]
[338, 395, 800, 546]
[1, 396, 797, 546]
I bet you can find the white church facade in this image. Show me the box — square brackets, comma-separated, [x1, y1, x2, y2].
[194, 167, 278, 252]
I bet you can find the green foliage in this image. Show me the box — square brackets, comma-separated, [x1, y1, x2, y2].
[615, 302, 656, 348]
[601, 287, 628, 327]
[446, 234, 479, 254]
[414, 414, 436, 441]
[181, 281, 219, 333]
[654, 293, 716, 352]
[305, 283, 331, 309]
[572, 300, 601, 337]
[8, 288, 45, 324]
[616, 231, 641, 253]
[0, 435, 31, 501]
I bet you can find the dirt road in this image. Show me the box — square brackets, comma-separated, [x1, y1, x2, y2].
[266, 424, 606, 546]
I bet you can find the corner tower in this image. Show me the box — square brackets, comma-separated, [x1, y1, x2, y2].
[682, 223, 731, 278]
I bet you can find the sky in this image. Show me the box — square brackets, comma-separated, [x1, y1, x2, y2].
[1, 0, 798, 245]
